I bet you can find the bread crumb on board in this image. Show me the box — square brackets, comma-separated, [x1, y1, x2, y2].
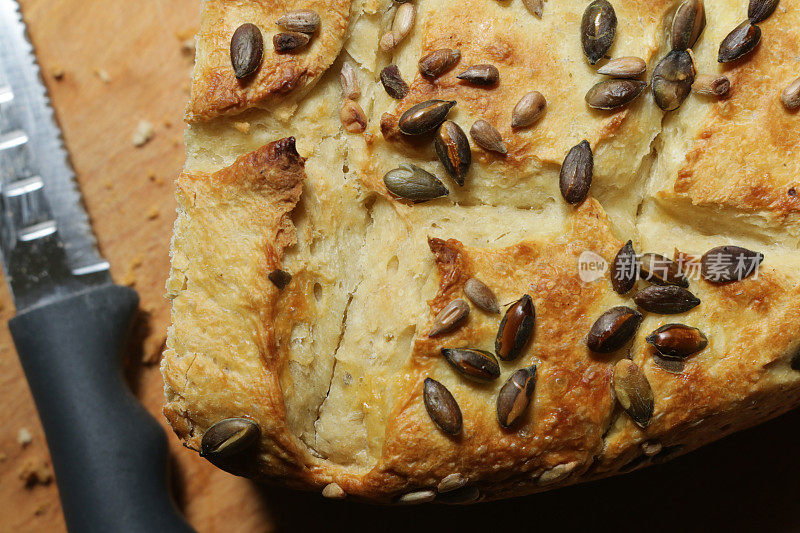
[18, 459, 53, 488]
[50, 65, 65, 80]
[132, 120, 155, 147]
[17, 427, 32, 447]
[234, 121, 251, 134]
[94, 68, 111, 83]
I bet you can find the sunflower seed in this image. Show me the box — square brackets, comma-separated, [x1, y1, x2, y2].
[463, 277, 500, 314]
[200, 418, 260, 458]
[383, 164, 449, 202]
[442, 348, 501, 382]
[633, 285, 701, 314]
[340, 63, 360, 100]
[437, 485, 481, 504]
[586, 306, 643, 353]
[379, 31, 399, 52]
[523, 0, 544, 17]
[469, 120, 506, 154]
[437, 473, 468, 493]
[700, 245, 764, 283]
[613, 359, 654, 429]
[653, 353, 686, 373]
[496, 365, 537, 428]
[419, 48, 461, 78]
[340, 100, 367, 133]
[230, 23, 264, 79]
[718, 21, 761, 63]
[749, 0, 779, 23]
[511, 91, 547, 128]
[639, 253, 689, 287]
[276, 10, 321, 34]
[652, 50, 696, 111]
[559, 140, 593, 204]
[585, 79, 647, 109]
[671, 0, 706, 51]
[581, 0, 617, 65]
[495, 295, 535, 361]
[429, 299, 470, 337]
[389, 2, 416, 49]
[611, 240, 638, 295]
[538, 462, 579, 485]
[423, 378, 462, 435]
[322, 483, 346, 499]
[691, 73, 730, 96]
[273, 31, 310, 53]
[782, 77, 800, 111]
[435, 121, 471, 186]
[646, 324, 708, 359]
[397, 490, 436, 504]
[380, 65, 409, 99]
[642, 441, 663, 456]
[457, 64, 500, 86]
[398, 99, 457, 135]
[268, 269, 292, 289]
[597, 57, 647, 78]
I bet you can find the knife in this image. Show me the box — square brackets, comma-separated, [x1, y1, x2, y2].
[0, 1, 193, 531]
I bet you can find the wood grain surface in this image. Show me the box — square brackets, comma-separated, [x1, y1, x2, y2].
[0, 1, 798, 532]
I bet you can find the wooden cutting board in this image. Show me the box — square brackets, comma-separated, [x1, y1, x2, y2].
[1, 1, 800, 532]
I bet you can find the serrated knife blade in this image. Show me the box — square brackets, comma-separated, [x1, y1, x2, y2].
[0, 0, 110, 311]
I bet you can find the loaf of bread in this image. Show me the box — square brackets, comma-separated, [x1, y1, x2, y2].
[162, 0, 800, 503]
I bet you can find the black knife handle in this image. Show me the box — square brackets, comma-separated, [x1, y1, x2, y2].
[9, 284, 194, 533]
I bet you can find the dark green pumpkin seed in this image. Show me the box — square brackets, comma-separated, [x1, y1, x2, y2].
[398, 100, 457, 135]
[613, 359, 654, 429]
[639, 253, 689, 287]
[442, 348, 501, 382]
[496, 365, 537, 428]
[587, 306, 643, 353]
[646, 324, 708, 359]
[749, 0, 779, 23]
[384, 164, 449, 202]
[585, 79, 647, 110]
[559, 140, 593, 204]
[718, 21, 761, 63]
[652, 50, 696, 111]
[581, 0, 617, 65]
[457, 64, 499, 86]
[611, 240, 638, 295]
[380, 65, 409, 100]
[435, 121, 471, 186]
[423, 378, 462, 435]
[201, 418, 261, 458]
[700, 245, 764, 283]
[268, 269, 292, 289]
[419, 49, 461, 78]
[495, 294, 535, 361]
[633, 285, 701, 314]
[230, 23, 264, 79]
[671, 0, 706, 51]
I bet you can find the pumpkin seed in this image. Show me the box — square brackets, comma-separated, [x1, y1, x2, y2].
[398, 99, 457, 135]
[437, 485, 481, 504]
[397, 490, 436, 504]
[646, 323, 708, 359]
[639, 253, 689, 287]
[322, 483, 346, 499]
[495, 294, 535, 361]
[597, 57, 647, 78]
[457, 64, 500, 86]
[581, 0, 617, 65]
[718, 21, 761, 63]
[230, 23, 264, 79]
[273, 31, 310, 53]
[633, 285, 701, 314]
[340, 100, 367, 133]
[496, 365, 537, 428]
[585, 79, 647, 109]
[613, 359, 654, 429]
[463, 277, 500, 314]
[442, 348, 501, 382]
[652, 50, 696, 111]
[523, 0, 544, 17]
[586, 306, 643, 353]
[692, 73, 730, 96]
[700, 245, 763, 283]
[653, 353, 685, 373]
[268, 269, 292, 289]
[419, 49, 461, 78]
[200, 418, 260, 458]
[383, 164, 449, 202]
[559, 140, 593, 204]
[340, 63, 360, 100]
[749, 0, 779, 23]
[435, 121, 471, 186]
[782, 77, 800, 111]
[611, 240, 638, 295]
[423, 378, 463, 435]
[511, 91, 547, 128]
[276, 10, 321, 34]
[429, 299, 470, 337]
[380, 65, 409, 100]
[469, 120, 506, 154]
[671, 0, 706, 51]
